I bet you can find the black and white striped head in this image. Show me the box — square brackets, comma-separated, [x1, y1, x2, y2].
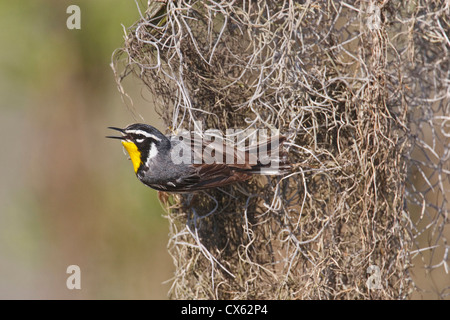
[107, 124, 170, 173]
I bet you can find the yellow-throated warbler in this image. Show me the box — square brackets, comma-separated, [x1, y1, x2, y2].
[107, 123, 290, 192]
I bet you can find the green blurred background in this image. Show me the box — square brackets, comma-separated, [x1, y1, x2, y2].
[0, 0, 173, 299]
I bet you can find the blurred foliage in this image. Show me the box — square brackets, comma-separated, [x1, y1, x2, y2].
[0, 0, 172, 299]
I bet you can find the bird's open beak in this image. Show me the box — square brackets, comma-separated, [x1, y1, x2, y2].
[106, 127, 126, 140]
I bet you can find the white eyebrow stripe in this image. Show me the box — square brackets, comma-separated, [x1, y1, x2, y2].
[125, 129, 162, 141]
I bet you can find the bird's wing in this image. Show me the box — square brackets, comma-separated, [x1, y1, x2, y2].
[171, 133, 253, 169]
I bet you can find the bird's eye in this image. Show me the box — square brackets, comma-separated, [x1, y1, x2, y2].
[135, 134, 145, 143]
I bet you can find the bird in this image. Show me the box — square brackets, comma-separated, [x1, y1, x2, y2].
[107, 123, 290, 193]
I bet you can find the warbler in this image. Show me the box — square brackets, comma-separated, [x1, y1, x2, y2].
[107, 123, 289, 192]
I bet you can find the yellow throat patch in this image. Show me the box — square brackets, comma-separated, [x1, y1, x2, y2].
[121, 141, 142, 173]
